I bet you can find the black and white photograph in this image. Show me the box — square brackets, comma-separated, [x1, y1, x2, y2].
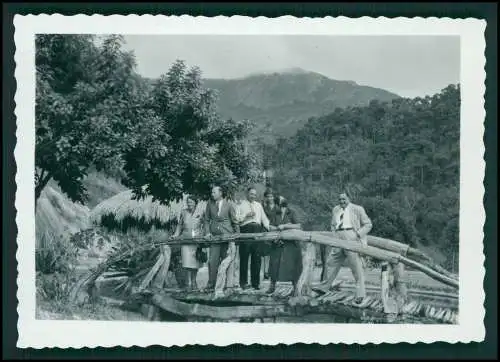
[14, 15, 486, 347]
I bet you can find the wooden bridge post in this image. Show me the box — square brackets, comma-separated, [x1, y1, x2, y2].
[393, 262, 408, 309]
[152, 245, 172, 289]
[214, 241, 237, 298]
[226, 244, 240, 289]
[294, 239, 316, 297]
[380, 262, 398, 315]
[381, 261, 408, 316]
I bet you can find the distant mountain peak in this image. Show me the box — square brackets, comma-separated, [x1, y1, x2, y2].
[240, 67, 317, 79]
[202, 71, 400, 139]
[279, 67, 310, 74]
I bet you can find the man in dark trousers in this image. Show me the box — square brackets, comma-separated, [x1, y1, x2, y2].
[238, 187, 270, 290]
[203, 185, 240, 291]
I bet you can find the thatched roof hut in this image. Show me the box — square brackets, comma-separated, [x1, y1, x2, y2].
[36, 185, 91, 249]
[90, 190, 207, 233]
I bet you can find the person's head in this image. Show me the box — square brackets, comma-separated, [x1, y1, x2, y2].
[264, 188, 274, 205]
[186, 195, 197, 211]
[338, 191, 351, 209]
[279, 196, 288, 209]
[211, 185, 223, 201]
[247, 187, 257, 202]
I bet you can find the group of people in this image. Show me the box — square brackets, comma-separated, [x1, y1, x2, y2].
[172, 185, 372, 305]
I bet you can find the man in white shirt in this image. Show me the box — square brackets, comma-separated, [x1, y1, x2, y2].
[238, 187, 270, 290]
[323, 191, 372, 305]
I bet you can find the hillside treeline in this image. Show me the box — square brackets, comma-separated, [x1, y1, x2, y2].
[263, 85, 460, 270]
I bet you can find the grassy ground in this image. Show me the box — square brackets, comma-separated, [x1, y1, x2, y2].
[36, 296, 147, 321]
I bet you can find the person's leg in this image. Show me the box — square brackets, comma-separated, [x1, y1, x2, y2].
[185, 268, 193, 290]
[266, 246, 280, 293]
[239, 242, 250, 288]
[323, 247, 346, 288]
[192, 269, 199, 290]
[345, 250, 366, 300]
[207, 245, 221, 289]
[250, 244, 262, 289]
[214, 242, 233, 293]
[263, 255, 270, 280]
[320, 245, 328, 281]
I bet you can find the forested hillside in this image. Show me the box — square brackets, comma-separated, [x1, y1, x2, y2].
[264, 84, 460, 270]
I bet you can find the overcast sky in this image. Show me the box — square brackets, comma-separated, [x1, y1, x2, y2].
[121, 35, 460, 98]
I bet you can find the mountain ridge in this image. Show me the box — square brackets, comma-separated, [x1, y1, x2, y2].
[202, 70, 400, 140]
[144, 69, 401, 141]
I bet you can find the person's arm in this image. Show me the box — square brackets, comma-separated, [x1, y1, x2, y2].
[230, 202, 240, 233]
[330, 207, 337, 232]
[259, 203, 270, 231]
[203, 203, 211, 236]
[356, 206, 373, 238]
[172, 212, 183, 238]
[278, 209, 302, 230]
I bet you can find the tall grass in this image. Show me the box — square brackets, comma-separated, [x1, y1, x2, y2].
[36, 232, 79, 313]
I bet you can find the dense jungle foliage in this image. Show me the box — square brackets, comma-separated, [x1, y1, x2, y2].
[261, 85, 460, 270]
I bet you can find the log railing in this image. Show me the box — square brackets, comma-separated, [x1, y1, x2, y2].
[69, 230, 458, 316]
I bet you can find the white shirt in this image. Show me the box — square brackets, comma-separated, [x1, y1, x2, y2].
[335, 204, 353, 229]
[216, 199, 223, 216]
[239, 200, 270, 230]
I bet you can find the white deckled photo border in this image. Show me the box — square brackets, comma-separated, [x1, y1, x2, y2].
[14, 15, 486, 348]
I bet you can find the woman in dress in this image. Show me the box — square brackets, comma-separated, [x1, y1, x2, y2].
[172, 195, 204, 291]
[262, 188, 280, 279]
[266, 196, 303, 295]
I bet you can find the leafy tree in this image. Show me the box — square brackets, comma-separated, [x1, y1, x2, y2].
[35, 34, 144, 205]
[122, 60, 256, 203]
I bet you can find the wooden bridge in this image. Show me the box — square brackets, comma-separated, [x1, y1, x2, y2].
[70, 230, 459, 324]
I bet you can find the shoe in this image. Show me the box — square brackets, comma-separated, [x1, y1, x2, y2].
[352, 297, 365, 305]
[252, 285, 260, 290]
[203, 284, 215, 292]
[263, 273, 270, 280]
[241, 284, 250, 290]
[329, 284, 341, 292]
[266, 285, 276, 294]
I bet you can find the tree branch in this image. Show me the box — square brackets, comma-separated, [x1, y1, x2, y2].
[35, 170, 52, 204]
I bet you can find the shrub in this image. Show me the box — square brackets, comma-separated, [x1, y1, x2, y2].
[35, 232, 79, 274]
[36, 271, 78, 308]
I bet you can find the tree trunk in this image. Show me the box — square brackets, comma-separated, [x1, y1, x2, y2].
[152, 293, 290, 320]
[35, 171, 51, 207]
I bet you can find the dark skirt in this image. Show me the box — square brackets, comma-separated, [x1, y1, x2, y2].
[268, 241, 302, 283]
